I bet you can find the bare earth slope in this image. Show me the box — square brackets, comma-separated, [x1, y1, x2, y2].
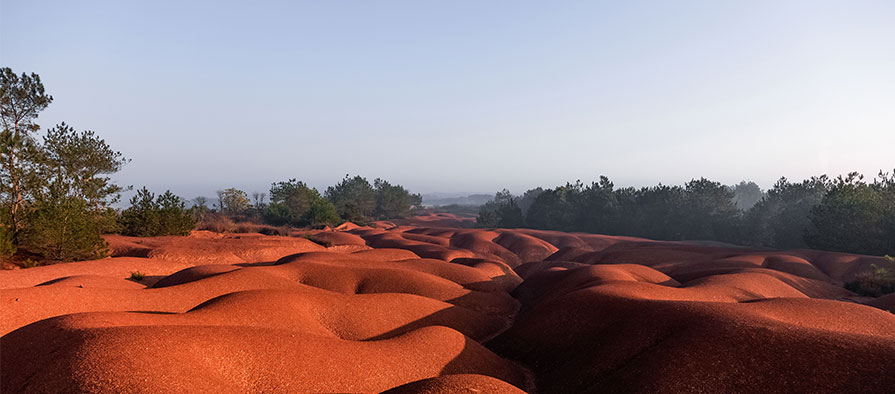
[2, 217, 894, 393]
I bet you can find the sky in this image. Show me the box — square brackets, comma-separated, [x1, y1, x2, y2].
[2, 0, 894, 200]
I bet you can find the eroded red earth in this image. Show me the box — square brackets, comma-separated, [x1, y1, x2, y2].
[2, 214, 894, 393]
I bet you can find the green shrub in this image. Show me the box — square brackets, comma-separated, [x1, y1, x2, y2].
[845, 264, 895, 297]
[0, 224, 15, 259]
[156, 191, 196, 235]
[325, 175, 375, 225]
[120, 188, 195, 236]
[22, 258, 40, 268]
[307, 199, 341, 227]
[22, 196, 108, 261]
[129, 271, 145, 281]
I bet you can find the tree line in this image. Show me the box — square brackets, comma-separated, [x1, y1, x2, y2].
[1, 68, 420, 262]
[479, 173, 895, 257]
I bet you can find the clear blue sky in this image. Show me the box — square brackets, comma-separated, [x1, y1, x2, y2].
[2, 0, 893, 199]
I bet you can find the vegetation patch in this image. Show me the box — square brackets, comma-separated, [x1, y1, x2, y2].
[846, 264, 895, 297]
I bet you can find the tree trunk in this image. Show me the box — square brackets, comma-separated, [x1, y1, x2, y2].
[8, 125, 22, 237]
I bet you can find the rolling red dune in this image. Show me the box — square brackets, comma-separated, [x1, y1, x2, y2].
[2, 214, 894, 393]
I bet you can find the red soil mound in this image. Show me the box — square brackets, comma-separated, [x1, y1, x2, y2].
[0, 257, 193, 289]
[3, 323, 526, 394]
[4, 222, 894, 393]
[106, 233, 325, 265]
[490, 252, 895, 394]
[387, 213, 476, 228]
[306, 230, 368, 247]
[35, 275, 147, 290]
[493, 231, 559, 262]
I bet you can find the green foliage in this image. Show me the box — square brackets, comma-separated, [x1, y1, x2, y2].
[18, 125, 125, 260]
[1, 67, 53, 132]
[129, 271, 145, 281]
[477, 189, 524, 228]
[0, 208, 14, 258]
[1, 67, 53, 236]
[373, 178, 422, 219]
[517, 187, 544, 217]
[680, 178, 740, 242]
[0, 224, 14, 258]
[262, 179, 343, 227]
[40, 123, 127, 205]
[120, 187, 196, 237]
[22, 258, 39, 268]
[524, 176, 743, 243]
[1, 68, 124, 261]
[21, 196, 108, 261]
[120, 187, 159, 237]
[742, 176, 831, 249]
[264, 179, 323, 226]
[526, 183, 585, 231]
[325, 175, 375, 224]
[307, 198, 342, 227]
[157, 191, 195, 236]
[216, 188, 250, 215]
[845, 264, 895, 297]
[806, 171, 895, 256]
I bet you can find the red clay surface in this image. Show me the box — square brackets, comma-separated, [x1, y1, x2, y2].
[2, 214, 894, 393]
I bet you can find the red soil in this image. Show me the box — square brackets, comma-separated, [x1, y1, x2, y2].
[2, 220, 894, 393]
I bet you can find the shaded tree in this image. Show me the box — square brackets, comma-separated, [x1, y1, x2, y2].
[477, 189, 524, 228]
[119, 187, 160, 237]
[730, 181, 764, 211]
[806, 171, 895, 256]
[307, 198, 342, 227]
[325, 175, 375, 224]
[373, 178, 421, 219]
[681, 178, 740, 242]
[743, 176, 831, 249]
[518, 187, 544, 218]
[1, 67, 53, 236]
[21, 195, 106, 261]
[526, 182, 586, 231]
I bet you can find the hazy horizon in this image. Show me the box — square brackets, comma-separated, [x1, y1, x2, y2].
[2, 0, 893, 201]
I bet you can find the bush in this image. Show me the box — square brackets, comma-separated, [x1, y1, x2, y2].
[120, 188, 196, 236]
[845, 264, 895, 297]
[129, 271, 145, 281]
[156, 191, 196, 236]
[325, 175, 375, 225]
[477, 189, 524, 228]
[196, 212, 235, 233]
[0, 224, 15, 259]
[21, 196, 108, 261]
[373, 178, 422, 219]
[307, 199, 341, 227]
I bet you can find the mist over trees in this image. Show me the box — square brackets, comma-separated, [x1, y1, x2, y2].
[479, 172, 895, 257]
